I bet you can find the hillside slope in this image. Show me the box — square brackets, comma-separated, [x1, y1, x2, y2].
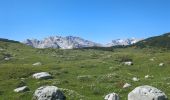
[0, 38, 19, 43]
[134, 32, 170, 49]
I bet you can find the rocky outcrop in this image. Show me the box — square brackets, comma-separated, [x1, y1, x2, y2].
[33, 86, 66, 100]
[128, 85, 168, 100]
[23, 36, 101, 49]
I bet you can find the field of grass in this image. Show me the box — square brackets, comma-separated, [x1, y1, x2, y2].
[0, 41, 170, 100]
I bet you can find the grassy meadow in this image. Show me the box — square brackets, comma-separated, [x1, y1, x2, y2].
[0, 41, 170, 100]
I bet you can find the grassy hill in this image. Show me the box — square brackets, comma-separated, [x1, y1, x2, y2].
[133, 32, 170, 49]
[0, 38, 19, 43]
[0, 39, 170, 100]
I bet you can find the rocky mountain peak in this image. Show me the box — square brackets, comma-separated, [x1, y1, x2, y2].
[23, 36, 101, 49]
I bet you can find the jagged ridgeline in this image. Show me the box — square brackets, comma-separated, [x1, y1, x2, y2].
[133, 32, 170, 49]
[23, 36, 140, 49]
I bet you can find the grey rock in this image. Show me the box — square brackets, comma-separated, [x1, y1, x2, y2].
[145, 75, 153, 79]
[123, 61, 133, 66]
[159, 63, 164, 66]
[149, 58, 154, 61]
[32, 72, 52, 79]
[4, 57, 10, 61]
[33, 62, 42, 66]
[14, 86, 29, 93]
[132, 77, 139, 82]
[104, 93, 119, 100]
[128, 85, 168, 100]
[123, 83, 131, 88]
[33, 86, 66, 100]
[145, 75, 150, 79]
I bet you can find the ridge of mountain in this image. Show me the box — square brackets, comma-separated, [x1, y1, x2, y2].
[133, 32, 170, 49]
[23, 36, 101, 49]
[23, 36, 141, 49]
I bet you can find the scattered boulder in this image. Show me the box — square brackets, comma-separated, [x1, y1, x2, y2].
[159, 63, 164, 67]
[33, 86, 66, 100]
[104, 92, 119, 100]
[123, 83, 131, 88]
[32, 72, 52, 79]
[14, 86, 29, 93]
[123, 61, 133, 66]
[128, 85, 168, 100]
[33, 62, 42, 66]
[132, 77, 139, 82]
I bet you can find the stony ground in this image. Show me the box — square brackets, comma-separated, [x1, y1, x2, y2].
[0, 41, 170, 100]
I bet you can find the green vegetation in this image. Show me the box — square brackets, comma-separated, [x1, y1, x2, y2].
[134, 32, 170, 49]
[0, 40, 170, 100]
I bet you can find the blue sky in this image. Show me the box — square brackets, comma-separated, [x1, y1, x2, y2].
[0, 0, 169, 43]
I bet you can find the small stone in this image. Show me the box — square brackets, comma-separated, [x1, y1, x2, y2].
[123, 83, 131, 88]
[123, 61, 133, 66]
[104, 92, 119, 100]
[14, 86, 29, 93]
[20, 78, 25, 80]
[145, 75, 153, 79]
[32, 62, 42, 66]
[149, 58, 154, 61]
[4, 57, 10, 61]
[159, 63, 164, 66]
[132, 77, 139, 82]
[145, 75, 149, 79]
[32, 72, 52, 79]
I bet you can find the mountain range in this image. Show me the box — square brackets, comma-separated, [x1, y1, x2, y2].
[23, 36, 101, 49]
[2, 32, 169, 49]
[23, 36, 141, 49]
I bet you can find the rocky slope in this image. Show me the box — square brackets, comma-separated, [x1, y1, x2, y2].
[23, 36, 101, 49]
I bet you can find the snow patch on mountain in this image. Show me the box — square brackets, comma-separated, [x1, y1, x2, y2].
[106, 38, 142, 47]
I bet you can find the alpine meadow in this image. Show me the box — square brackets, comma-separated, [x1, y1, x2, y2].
[0, 33, 170, 100]
[0, 0, 170, 100]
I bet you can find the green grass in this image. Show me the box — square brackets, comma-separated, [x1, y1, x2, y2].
[0, 41, 170, 100]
